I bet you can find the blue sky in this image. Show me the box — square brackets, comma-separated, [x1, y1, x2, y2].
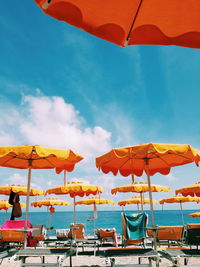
[0, 0, 200, 212]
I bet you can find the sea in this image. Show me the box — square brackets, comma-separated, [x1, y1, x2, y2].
[0, 210, 199, 236]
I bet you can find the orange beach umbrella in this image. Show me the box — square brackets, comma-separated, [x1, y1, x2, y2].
[31, 197, 70, 208]
[96, 143, 200, 248]
[188, 212, 200, 218]
[176, 182, 200, 197]
[160, 195, 200, 224]
[118, 196, 158, 210]
[46, 181, 103, 223]
[0, 145, 83, 247]
[34, 0, 200, 49]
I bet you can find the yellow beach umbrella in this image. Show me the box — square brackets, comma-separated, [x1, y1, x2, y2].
[176, 182, 200, 197]
[160, 195, 200, 224]
[0, 145, 83, 247]
[0, 184, 44, 196]
[31, 197, 70, 209]
[112, 182, 170, 210]
[0, 200, 26, 210]
[46, 182, 103, 223]
[118, 196, 159, 209]
[188, 212, 200, 217]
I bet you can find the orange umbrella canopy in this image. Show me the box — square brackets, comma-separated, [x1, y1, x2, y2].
[75, 197, 114, 206]
[159, 195, 200, 204]
[31, 197, 70, 208]
[188, 212, 200, 217]
[45, 181, 103, 197]
[176, 182, 200, 197]
[112, 182, 171, 194]
[118, 196, 158, 206]
[0, 185, 44, 196]
[34, 0, 200, 48]
[0, 200, 26, 210]
[96, 143, 200, 177]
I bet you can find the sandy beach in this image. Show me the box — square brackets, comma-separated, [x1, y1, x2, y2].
[1, 247, 200, 267]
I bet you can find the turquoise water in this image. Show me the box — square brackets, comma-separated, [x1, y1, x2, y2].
[0, 210, 200, 235]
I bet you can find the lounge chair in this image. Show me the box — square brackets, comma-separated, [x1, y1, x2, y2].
[96, 228, 117, 247]
[159, 227, 200, 266]
[68, 223, 99, 255]
[121, 212, 148, 247]
[148, 225, 184, 247]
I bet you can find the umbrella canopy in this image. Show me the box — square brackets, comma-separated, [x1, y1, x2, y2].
[188, 212, 200, 217]
[96, 143, 200, 249]
[46, 181, 103, 223]
[0, 200, 26, 210]
[34, 0, 200, 49]
[176, 182, 200, 197]
[160, 195, 200, 224]
[0, 184, 44, 196]
[0, 145, 83, 247]
[112, 182, 171, 194]
[118, 196, 158, 206]
[75, 197, 114, 206]
[31, 197, 70, 208]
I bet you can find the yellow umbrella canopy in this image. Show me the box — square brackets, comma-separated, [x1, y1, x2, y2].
[0, 200, 26, 210]
[160, 195, 200, 224]
[46, 182, 103, 198]
[31, 197, 70, 208]
[0, 145, 83, 247]
[46, 181, 104, 223]
[75, 197, 114, 205]
[176, 182, 200, 197]
[0, 184, 44, 196]
[188, 212, 200, 217]
[118, 196, 159, 206]
[111, 182, 171, 194]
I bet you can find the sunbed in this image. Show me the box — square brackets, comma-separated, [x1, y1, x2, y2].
[159, 227, 200, 266]
[96, 228, 118, 247]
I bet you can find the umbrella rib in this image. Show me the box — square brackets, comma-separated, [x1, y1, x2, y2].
[126, 0, 144, 44]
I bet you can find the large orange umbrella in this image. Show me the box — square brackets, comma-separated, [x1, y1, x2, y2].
[96, 143, 200, 248]
[34, 0, 200, 49]
[46, 181, 103, 223]
[0, 145, 83, 247]
[160, 195, 200, 224]
[176, 182, 200, 197]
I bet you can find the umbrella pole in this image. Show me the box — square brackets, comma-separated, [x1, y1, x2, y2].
[140, 192, 144, 211]
[137, 203, 139, 211]
[64, 170, 66, 185]
[24, 164, 32, 248]
[180, 202, 184, 225]
[145, 159, 157, 250]
[73, 196, 76, 224]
